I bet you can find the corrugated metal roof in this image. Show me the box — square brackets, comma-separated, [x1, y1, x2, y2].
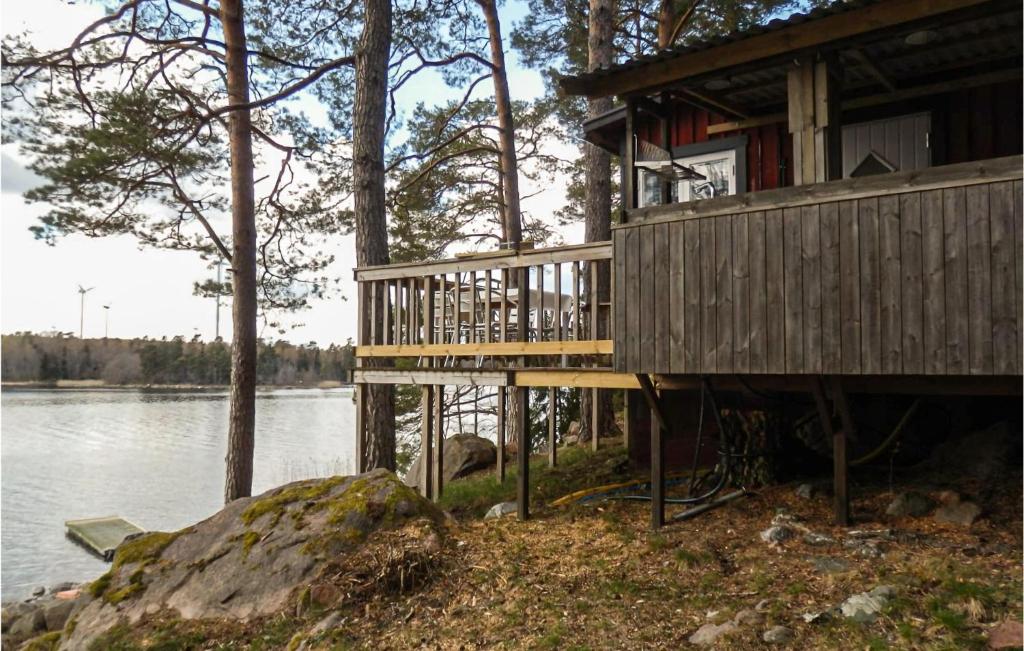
[565, 0, 883, 87]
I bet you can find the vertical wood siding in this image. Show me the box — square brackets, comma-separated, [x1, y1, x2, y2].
[614, 180, 1021, 376]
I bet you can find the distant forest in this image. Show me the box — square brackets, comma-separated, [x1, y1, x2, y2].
[1, 333, 355, 386]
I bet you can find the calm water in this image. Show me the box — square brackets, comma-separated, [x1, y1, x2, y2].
[1, 388, 355, 599]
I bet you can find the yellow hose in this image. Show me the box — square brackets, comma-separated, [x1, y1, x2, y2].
[550, 471, 692, 507]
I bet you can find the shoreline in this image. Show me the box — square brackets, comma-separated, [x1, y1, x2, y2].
[1, 380, 352, 391]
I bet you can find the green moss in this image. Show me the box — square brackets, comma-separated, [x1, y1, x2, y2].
[112, 531, 180, 570]
[240, 476, 347, 526]
[22, 631, 61, 651]
[241, 530, 261, 557]
[105, 581, 145, 604]
[88, 571, 112, 598]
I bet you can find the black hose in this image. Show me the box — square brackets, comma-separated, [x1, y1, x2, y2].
[610, 377, 731, 506]
[687, 380, 706, 496]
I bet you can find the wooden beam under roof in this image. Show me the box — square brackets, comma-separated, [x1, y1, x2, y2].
[559, 0, 999, 97]
[706, 67, 1022, 134]
[845, 48, 897, 92]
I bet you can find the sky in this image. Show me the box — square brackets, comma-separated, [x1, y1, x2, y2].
[1, 0, 580, 346]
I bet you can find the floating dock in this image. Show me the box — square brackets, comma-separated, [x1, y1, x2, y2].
[65, 516, 145, 561]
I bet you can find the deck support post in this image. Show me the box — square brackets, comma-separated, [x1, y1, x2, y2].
[829, 377, 855, 526]
[636, 374, 668, 529]
[548, 387, 557, 467]
[355, 383, 367, 474]
[516, 266, 531, 520]
[813, 376, 852, 526]
[433, 385, 444, 501]
[420, 385, 434, 499]
[496, 386, 506, 481]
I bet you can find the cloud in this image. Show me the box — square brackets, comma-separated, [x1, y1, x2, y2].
[1, 152, 43, 195]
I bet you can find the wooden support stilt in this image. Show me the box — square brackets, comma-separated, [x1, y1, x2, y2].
[420, 385, 434, 499]
[434, 384, 444, 501]
[828, 377, 855, 526]
[636, 374, 667, 529]
[515, 385, 529, 520]
[516, 266, 531, 521]
[548, 387, 557, 467]
[355, 383, 367, 474]
[496, 385, 506, 481]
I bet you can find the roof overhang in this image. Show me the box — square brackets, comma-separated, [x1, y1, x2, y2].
[559, 0, 1009, 98]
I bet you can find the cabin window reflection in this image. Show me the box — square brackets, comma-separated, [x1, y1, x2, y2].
[676, 149, 736, 202]
[638, 170, 663, 207]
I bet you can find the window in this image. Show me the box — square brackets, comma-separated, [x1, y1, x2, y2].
[638, 170, 664, 207]
[675, 149, 737, 202]
[634, 135, 747, 208]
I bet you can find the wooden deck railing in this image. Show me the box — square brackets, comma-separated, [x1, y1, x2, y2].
[614, 155, 1023, 377]
[354, 242, 614, 365]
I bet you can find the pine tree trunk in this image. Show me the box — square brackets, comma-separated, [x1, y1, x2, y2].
[354, 0, 396, 471]
[220, 0, 258, 502]
[479, 0, 522, 246]
[580, 0, 618, 444]
[478, 0, 526, 448]
[657, 0, 678, 48]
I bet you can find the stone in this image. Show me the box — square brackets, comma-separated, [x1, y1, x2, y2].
[934, 500, 982, 526]
[688, 621, 739, 646]
[404, 434, 497, 488]
[309, 584, 341, 608]
[840, 585, 895, 623]
[760, 525, 794, 544]
[43, 598, 78, 631]
[795, 483, 814, 499]
[61, 469, 447, 649]
[802, 611, 829, 624]
[920, 421, 1014, 479]
[987, 619, 1024, 649]
[754, 599, 773, 612]
[309, 611, 344, 636]
[484, 502, 518, 519]
[55, 589, 81, 601]
[812, 556, 850, 574]
[9, 606, 45, 638]
[733, 609, 762, 626]
[886, 491, 935, 517]
[49, 582, 77, 594]
[803, 532, 834, 545]
[31, 587, 45, 598]
[1, 602, 33, 633]
[763, 625, 794, 644]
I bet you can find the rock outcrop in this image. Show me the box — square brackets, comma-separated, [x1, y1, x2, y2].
[60, 469, 447, 649]
[404, 434, 496, 488]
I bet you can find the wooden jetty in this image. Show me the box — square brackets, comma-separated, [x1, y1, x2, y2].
[65, 516, 145, 561]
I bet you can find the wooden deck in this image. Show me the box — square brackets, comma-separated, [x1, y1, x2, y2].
[66, 516, 145, 561]
[613, 156, 1023, 376]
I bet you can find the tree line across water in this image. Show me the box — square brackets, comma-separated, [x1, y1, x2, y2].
[1, 333, 355, 387]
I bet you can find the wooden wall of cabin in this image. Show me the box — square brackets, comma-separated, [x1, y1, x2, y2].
[613, 174, 1023, 377]
[632, 80, 1022, 195]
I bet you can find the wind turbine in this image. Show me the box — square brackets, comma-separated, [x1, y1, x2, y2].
[77, 285, 94, 339]
[102, 303, 112, 339]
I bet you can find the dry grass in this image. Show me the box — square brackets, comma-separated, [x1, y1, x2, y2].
[317, 460, 1022, 650]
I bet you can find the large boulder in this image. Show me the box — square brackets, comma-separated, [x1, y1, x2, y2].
[61, 469, 446, 649]
[404, 434, 496, 489]
[918, 421, 1017, 480]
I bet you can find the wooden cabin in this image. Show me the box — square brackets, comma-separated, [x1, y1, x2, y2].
[353, 0, 1022, 528]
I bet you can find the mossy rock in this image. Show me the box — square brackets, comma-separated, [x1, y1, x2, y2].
[63, 469, 447, 650]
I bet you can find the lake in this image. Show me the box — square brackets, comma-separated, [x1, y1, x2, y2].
[1, 387, 356, 600]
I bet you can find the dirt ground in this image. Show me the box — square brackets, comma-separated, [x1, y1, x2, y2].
[332, 475, 1022, 650]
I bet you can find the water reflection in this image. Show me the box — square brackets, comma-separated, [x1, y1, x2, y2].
[1, 388, 355, 599]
